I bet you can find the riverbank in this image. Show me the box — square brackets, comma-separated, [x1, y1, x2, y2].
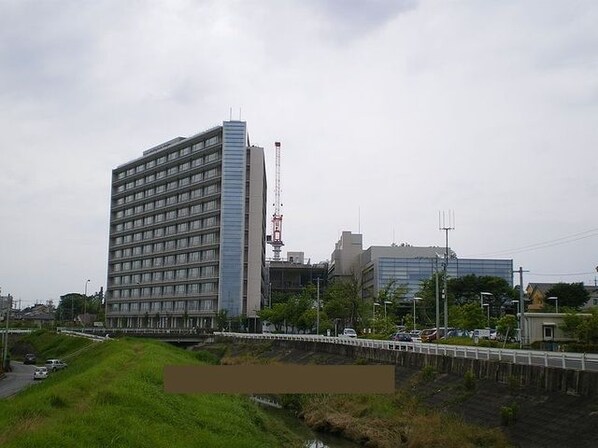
[203, 340, 510, 448]
[206, 338, 598, 448]
[0, 334, 304, 447]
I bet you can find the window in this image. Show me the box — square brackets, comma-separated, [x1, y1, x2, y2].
[152, 288, 162, 298]
[189, 268, 199, 278]
[142, 259, 152, 268]
[206, 136, 219, 146]
[154, 242, 164, 252]
[165, 255, 176, 265]
[153, 257, 163, 267]
[133, 246, 142, 255]
[177, 222, 188, 232]
[167, 166, 178, 176]
[165, 240, 176, 250]
[135, 191, 144, 200]
[143, 230, 153, 239]
[146, 174, 155, 182]
[157, 156, 167, 165]
[165, 270, 175, 280]
[178, 207, 189, 217]
[146, 160, 156, 169]
[145, 201, 154, 211]
[191, 173, 202, 183]
[166, 210, 177, 220]
[153, 272, 163, 281]
[165, 225, 176, 235]
[177, 253, 188, 263]
[156, 184, 166, 193]
[181, 147, 191, 156]
[175, 286, 186, 296]
[168, 151, 179, 161]
[543, 326, 554, 340]
[176, 269, 187, 279]
[167, 197, 177, 206]
[167, 181, 178, 191]
[135, 178, 144, 187]
[192, 141, 204, 151]
[177, 238, 188, 249]
[180, 162, 190, 171]
[134, 205, 144, 213]
[154, 228, 164, 237]
[144, 216, 154, 225]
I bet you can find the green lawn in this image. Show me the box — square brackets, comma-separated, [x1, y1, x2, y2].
[0, 335, 301, 448]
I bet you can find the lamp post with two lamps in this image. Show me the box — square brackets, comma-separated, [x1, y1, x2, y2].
[482, 303, 490, 327]
[383, 300, 392, 320]
[480, 291, 493, 309]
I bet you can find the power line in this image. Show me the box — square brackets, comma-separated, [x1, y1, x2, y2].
[464, 227, 598, 257]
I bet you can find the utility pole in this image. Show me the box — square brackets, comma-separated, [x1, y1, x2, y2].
[434, 255, 440, 336]
[316, 277, 320, 335]
[515, 266, 529, 348]
[3, 294, 12, 371]
[439, 211, 455, 337]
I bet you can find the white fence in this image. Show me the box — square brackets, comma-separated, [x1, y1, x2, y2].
[215, 332, 598, 372]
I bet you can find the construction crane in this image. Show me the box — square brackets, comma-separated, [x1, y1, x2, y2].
[267, 141, 284, 260]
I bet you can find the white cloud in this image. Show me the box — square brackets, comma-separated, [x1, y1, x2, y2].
[1, 0, 597, 304]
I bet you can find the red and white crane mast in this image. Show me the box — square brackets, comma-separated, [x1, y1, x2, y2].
[268, 141, 284, 260]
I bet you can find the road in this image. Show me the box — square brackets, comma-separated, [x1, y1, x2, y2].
[0, 362, 37, 399]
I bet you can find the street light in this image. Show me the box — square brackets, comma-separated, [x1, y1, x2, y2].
[383, 300, 392, 319]
[483, 303, 490, 327]
[480, 291, 493, 309]
[412, 297, 423, 331]
[83, 279, 91, 327]
[373, 302, 380, 319]
[547, 296, 559, 313]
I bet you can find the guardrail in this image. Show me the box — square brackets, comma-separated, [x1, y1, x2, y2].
[214, 332, 598, 372]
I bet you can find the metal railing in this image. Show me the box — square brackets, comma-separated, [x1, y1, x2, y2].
[214, 332, 598, 372]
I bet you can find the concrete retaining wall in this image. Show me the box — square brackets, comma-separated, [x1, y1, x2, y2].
[224, 337, 598, 397]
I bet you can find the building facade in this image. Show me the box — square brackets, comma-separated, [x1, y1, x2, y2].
[330, 232, 513, 299]
[106, 121, 267, 329]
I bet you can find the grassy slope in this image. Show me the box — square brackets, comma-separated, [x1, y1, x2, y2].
[0, 335, 301, 448]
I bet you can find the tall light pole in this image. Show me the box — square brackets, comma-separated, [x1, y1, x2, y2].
[547, 296, 559, 313]
[413, 297, 423, 331]
[83, 279, 90, 327]
[483, 303, 490, 327]
[316, 277, 320, 335]
[480, 291, 492, 309]
[373, 302, 380, 320]
[383, 301, 392, 320]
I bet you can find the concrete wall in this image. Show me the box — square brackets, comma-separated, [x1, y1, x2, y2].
[224, 338, 598, 397]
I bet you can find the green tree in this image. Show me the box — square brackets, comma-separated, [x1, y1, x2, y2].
[561, 309, 598, 344]
[323, 276, 368, 331]
[545, 283, 590, 310]
[449, 302, 486, 330]
[496, 314, 518, 340]
[215, 309, 229, 331]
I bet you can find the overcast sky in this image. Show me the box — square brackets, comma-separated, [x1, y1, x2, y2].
[1, 0, 597, 306]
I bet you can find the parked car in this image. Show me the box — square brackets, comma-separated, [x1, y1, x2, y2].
[340, 328, 357, 338]
[45, 359, 68, 372]
[446, 329, 472, 338]
[390, 332, 413, 342]
[23, 353, 37, 365]
[33, 367, 48, 380]
[420, 327, 454, 342]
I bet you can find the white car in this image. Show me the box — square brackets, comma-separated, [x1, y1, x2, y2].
[340, 328, 357, 338]
[33, 367, 48, 380]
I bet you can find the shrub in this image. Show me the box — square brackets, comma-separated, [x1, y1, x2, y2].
[500, 403, 518, 426]
[464, 370, 476, 391]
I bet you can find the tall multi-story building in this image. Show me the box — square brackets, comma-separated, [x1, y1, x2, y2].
[106, 121, 267, 330]
[329, 231, 513, 299]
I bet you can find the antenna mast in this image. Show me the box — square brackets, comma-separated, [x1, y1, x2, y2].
[268, 141, 284, 260]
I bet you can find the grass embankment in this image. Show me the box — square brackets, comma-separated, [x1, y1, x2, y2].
[0, 334, 302, 448]
[11, 330, 94, 361]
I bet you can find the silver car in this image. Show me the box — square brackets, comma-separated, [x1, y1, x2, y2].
[45, 359, 67, 372]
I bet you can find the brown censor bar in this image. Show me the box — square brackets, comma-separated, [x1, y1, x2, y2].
[164, 365, 395, 394]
